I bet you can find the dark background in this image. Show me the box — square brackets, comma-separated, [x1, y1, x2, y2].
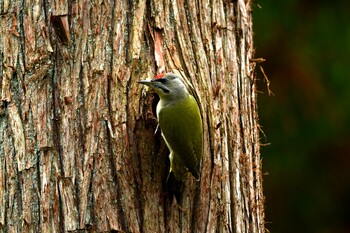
[253, 1, 350, 233]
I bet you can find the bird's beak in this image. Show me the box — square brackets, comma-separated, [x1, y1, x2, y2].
[138, 80, 153, 85]
[138, 79, 170, 93]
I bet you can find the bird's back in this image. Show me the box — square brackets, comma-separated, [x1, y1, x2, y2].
[157, 95, 203, 180]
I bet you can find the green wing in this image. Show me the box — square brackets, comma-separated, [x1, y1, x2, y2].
[158, 95, 203, 179]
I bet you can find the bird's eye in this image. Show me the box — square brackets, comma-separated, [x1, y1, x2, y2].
[157, 78, 168, 84]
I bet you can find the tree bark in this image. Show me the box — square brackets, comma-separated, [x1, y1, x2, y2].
[0, 0, 265, 232]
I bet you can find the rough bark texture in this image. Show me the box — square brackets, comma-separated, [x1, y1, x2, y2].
[0, 0, 264, 232]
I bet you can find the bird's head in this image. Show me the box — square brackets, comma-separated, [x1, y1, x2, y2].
[138, 73, 189, 100]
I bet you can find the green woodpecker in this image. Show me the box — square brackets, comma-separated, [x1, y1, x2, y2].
[138, 73, 203, 181]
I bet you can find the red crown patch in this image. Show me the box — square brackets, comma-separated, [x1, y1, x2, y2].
[154, 73, 166, 79]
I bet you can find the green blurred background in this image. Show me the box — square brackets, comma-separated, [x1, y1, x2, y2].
[253, 1, 350, 232]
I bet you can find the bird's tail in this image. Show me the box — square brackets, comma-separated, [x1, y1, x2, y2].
[166, 172, 183, 202]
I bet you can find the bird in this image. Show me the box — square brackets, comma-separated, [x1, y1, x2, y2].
[138, 73, 203, 184]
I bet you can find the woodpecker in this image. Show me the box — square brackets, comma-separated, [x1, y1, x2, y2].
[138, 73, 203, 182]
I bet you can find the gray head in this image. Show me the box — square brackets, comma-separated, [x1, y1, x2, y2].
[138, 73, 189, 100]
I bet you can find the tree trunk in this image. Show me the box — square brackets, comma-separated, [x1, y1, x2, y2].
[0, 0, 264, 232]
